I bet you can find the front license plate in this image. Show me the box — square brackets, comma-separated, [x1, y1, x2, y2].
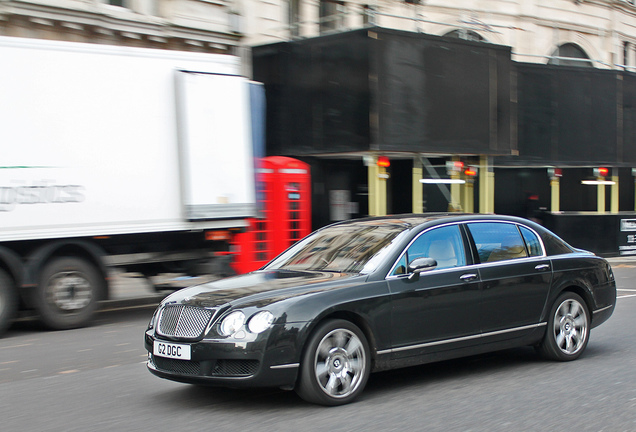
[153, 341, 191, 360]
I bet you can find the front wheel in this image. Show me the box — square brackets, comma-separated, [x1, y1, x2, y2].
[538, 292, 590, 361]
[296, 319, 371, 406]
[34, 257, 103, 330]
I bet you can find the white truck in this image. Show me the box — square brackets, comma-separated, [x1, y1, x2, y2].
[0, 36, 260, 334]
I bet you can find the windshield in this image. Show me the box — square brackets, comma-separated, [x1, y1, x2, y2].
[264, 221, 409, 273]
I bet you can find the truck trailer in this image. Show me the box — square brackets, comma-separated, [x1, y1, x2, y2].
[0, 36, 259, 335]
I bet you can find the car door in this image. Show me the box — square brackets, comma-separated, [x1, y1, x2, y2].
[386, 224, 482, 360]
[465, 222, 552, 341]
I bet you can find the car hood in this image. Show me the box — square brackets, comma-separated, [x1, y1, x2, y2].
[161, 269, 363, 309]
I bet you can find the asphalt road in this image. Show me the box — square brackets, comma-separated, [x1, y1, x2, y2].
[1, 267, 635, 432]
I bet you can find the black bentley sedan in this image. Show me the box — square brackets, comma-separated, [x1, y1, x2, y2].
[145, 214, 616, 405]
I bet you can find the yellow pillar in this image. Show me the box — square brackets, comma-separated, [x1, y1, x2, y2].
[489, 171, 495, 213]
[597, 179, 606, 213]
[611, 170, 619, 214]
[378, 166, 387, 216]
[367, 155, 387, 216]
[412, 159, 423, 214]
[463, 178, 474, 213]
[479, 156, 494, 213]
[449, 156, 462, 212]
[550, 177, 560, 212]
[368, 157, 379, 216]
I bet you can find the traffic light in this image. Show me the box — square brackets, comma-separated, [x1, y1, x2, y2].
[593, 167, 609, 177]
[377, 156, 390, 168]
[446, 160, 464, 175]
[464, 167, 478, 177]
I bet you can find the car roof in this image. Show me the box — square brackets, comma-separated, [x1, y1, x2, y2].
[327, 213, 534, 231]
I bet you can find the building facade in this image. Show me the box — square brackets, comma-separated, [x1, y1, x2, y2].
[4, 1, 636, 70]
[0, 0, 242, 54]
[244, 0, 636, 70]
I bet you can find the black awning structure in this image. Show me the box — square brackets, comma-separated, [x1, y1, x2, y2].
[252, 27, 515, 158]
[497, 63, 636, 167]
[253, 26, 636, 168]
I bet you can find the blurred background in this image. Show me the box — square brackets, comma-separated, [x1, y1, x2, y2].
[2, 1, 636, 328]
[2, 3, 636, 430]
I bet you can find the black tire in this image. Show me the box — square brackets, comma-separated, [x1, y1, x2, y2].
[0, 268, 18, 337]
[538, 292, 590, 361]
[34, 257, 103, 330]
[296, 319, 371, 406]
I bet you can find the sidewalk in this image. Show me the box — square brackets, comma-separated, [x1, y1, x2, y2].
[607, 256, 636, 266]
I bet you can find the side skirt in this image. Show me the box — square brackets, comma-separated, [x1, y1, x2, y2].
[373, 323, 546, 372]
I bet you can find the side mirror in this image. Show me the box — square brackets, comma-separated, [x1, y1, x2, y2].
[407, 257, 437, 280]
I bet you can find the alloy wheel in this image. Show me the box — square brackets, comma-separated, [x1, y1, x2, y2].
[313, 328, 366, 399]
[553, 298, 588, 355]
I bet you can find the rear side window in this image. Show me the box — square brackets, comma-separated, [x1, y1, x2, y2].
[519, 226, 543, 257]
[542, 232, 575, 256]
[467, 222, 528, 263]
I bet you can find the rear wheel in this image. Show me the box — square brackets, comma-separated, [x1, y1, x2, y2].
[296, 319, 371, 406]
[0, 269, 17, 337]
[538, 292, 590, 361]
[34, 257, 103, 330]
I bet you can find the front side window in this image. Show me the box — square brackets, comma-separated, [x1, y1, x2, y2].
[391, 225, 466, 275]
[467, 222, 528, 263]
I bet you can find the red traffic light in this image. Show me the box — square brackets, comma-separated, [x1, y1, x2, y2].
[464, 168, 477, 176]
[377, 156, 390, 167]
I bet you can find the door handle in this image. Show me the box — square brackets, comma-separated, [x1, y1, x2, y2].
[460, 273, 478, 282]
[535, 264, 550, 271]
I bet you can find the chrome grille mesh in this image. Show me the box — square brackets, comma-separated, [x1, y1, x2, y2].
[211, 360, 259, 377]
[152, 356, 202, 376]
[157, 305, 215, 339]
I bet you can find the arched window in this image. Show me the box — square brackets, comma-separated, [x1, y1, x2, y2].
[548, 43, 593, 67]
[443, 29, 486, 42]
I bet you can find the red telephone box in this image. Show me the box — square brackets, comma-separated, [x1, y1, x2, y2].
[231, 156, 311, 274]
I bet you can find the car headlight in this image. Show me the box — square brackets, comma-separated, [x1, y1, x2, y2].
[219, 311, 246, 336]
[247, 311, 275, 334]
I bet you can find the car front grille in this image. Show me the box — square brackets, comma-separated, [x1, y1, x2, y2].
[156, 305, 216, 339]
[150, 355, 259, 378]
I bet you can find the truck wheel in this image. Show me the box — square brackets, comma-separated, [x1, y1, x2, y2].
[296, 319, 371, 406]
[34, 257, 103, 330]
[0, 269, 18, 336]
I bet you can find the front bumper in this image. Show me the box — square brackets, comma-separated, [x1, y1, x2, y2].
[145, 324, 303, 389]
